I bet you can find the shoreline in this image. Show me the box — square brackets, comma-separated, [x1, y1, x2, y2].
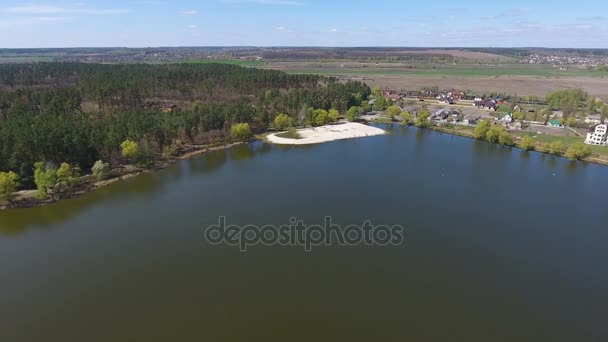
[4, 122, 608, 211]
[426, 124, 608, 166]
[0, 142, 243, 211]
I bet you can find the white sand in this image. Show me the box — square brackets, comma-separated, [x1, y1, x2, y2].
[266, 122, 386, 145]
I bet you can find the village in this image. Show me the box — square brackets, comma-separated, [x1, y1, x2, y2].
[365, 87, 608, 149]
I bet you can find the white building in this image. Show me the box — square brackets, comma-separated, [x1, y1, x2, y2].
[585, 124, 608, 146]
[498, 113, 513, 124]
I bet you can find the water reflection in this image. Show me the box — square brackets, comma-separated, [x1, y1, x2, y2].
[230, 144, 255, 161]
[0, 169, 165, 236]
[188, 149, 228, 175]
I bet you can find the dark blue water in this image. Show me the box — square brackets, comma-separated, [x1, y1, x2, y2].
[1, 125, 607, 341]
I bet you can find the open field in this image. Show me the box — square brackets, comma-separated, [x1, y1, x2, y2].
[361, 75, 608, 101]
[264, 62, 608, 100]
[264, 61, 608, 77]
[255, 48, 515, 62]
[182, 59, 266, 67]
[263, 61, 608, 100]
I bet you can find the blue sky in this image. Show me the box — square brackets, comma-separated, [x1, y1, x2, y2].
[0, 0, 607, 48]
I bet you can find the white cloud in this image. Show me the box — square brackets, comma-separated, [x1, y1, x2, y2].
[0, 16, 67, 28]
[275, 26, 286, 31]
[221, 0, 306, 6]
[188, 24, 198, 29]
[181, 10, 198, 16]
[0, 4, 130, 15]
[329, 28, 337, 32]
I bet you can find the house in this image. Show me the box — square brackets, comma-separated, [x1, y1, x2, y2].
[432, 108, 450, 120]
[499, 113, 513, 124]
[550, 111, 564, 118]
[383, 91, 402, 102]
[585, 124, 608, 146]
[585, 114, 602, 125]
[463, 115, 480, 125]
[387, 94, 402, 102]
[474, 99, 498, 111]
[549, 119, 562, 127]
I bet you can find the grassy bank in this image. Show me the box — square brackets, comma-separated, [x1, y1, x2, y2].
[431, 124, 608, 165]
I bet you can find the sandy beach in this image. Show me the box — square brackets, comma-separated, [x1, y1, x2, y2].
[266, 122, 386, 145]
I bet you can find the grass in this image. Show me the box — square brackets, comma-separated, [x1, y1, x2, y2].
[275, 129, 302, 139]
[182, 59, 266, 67]
[274, 64, 608, 78]
[512, 132, 608, 157]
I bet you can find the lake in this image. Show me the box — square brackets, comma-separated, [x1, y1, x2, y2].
[1, 125, 607, 341]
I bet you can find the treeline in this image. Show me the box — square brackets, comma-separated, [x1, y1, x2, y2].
[0, 63, 370, 189]
[0, 62, 322, 107]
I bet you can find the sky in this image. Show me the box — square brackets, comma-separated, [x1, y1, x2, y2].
[1, 0, 607, 48]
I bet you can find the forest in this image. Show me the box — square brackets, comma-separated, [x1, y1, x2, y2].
[0, 63, 370, 190]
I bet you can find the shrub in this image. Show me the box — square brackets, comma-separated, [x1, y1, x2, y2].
[346, 106, 360, 122]
[34, 162, 57, 198]
[565, 143, 592, 160]
[92, 160, 110, 180]
[0, 171, 19, 201]
[121, 140, 141, 161]
[520, 135, 535, 151]
[231, 123, 253, 141]
[548, 141, 565, 155]
[274, 113, 294, 130]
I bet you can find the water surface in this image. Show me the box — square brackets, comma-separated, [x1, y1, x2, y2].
[1, 125, 607, 341]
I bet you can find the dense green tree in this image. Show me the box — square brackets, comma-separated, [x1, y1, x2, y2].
[328, 109, 340, 123]
[92, 160, 110, 180]
[486, 126, 507, 143]
[565, 117, 577, 128]
[230, 123, 252, 141]
[565, 143, 592, 160]
[513, 111, 524, 121]
[121, 140, 141, 161]
[401, 111, 412, 125]
[0, 63, 372, 189]
[548, 141, 565, 155]
[386, 105, 402, 121]
[498, 131, 514, 146]
[34, 162, 57, 198]
[56, 162, 79, 193]
[474, 120, 492, 139]
[274, 113, 294, 130]
[520, 135, 535, 150]
[346, 106, 360, 122]
[0, 171, 19, 201]
[372, 87, 382, 97]
[586, 97, 597, 114]
[415, 109, 430, 128]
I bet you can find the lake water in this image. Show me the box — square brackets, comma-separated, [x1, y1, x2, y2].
[1, 125, 607, 341]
